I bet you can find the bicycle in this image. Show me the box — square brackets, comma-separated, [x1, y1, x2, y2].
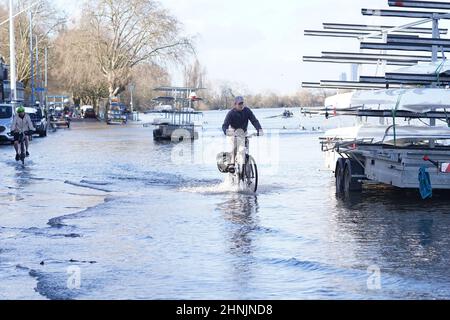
[217, 131, 259, 193]
[9, 130, 34, 165]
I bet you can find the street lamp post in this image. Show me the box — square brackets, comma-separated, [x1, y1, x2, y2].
[44, 46, 48, 107]
[29, 11, 34, 106]
[35, 35, 40, 104]
[5, 0, 43, 107]
[129, 83, 135, 113]
[9, 0, 17, 106]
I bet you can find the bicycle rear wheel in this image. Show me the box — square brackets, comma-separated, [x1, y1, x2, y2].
[244, 155, 258, 192]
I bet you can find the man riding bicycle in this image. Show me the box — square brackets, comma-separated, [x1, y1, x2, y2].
[221, 96, 263, 168]
[222, 96, 263, 136]
[11, 106, 35, 161]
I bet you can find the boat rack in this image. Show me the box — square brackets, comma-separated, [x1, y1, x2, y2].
[302, 0, 450, 89]
[148, 86, 205, 141]
[322, 22, 447, 34]
[303, 1, 450, 194]
[387, 0, 450, 10]
[320, 137, 375, 152]
[301, 81, 414, 90]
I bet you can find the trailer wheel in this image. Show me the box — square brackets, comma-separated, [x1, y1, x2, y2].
[344, 160, 363, 194]
[153, 129, 161, 139]
[335, 159, 345, 194]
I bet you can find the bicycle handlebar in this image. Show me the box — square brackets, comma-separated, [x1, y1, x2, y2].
[226, 131, 261, 138]
[7, 130, 35, 136]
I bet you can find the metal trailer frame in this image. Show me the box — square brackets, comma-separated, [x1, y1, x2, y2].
[321, 136, 450, 192]
[150, 86, 204, 141]
[303, 0, 450, 194]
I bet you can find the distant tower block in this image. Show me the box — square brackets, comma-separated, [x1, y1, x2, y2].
[339, 72, 347, 82]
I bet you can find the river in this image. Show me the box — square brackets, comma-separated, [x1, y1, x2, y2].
[1, 108, 450, 299]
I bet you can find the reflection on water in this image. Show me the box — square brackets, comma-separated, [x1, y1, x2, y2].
[217, 194, 260, 256]
[216, 194, 259, 292]
[333, 187, 450, 292]
[2, 110, 450, 299]
[14, 166, 34, 189]
[0, 161, 36, 203]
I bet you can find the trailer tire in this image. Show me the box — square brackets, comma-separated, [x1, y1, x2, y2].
[335, 158, 345, 194]
[344, 160, 363, 193]
[153, 129, 162, 140]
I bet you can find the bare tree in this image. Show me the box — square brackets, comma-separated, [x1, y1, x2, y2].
[50, 28, 108, 112]
[121, 63, 171, 111]
[201, 84, 334, 110]
[83, 0, 194, 102]
[0, 0, 66, 88]
[184, 59, 205, 88]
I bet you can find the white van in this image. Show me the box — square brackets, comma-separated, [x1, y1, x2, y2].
[0, 104, 14, 143]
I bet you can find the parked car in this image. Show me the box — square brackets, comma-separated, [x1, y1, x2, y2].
[0, 103, 14, 143]
[83, 108, 96, 119]
[80, 105, 93, 113]
[27, 106, 48, 137]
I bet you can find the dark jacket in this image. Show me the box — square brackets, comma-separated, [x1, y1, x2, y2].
[222, 107, 262, 135]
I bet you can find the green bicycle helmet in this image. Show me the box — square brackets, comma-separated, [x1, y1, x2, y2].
[17, 106, 25, 113]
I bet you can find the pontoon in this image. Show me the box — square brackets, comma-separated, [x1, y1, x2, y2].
[145, 86, 204, 142]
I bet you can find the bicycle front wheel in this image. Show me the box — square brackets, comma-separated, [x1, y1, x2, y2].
[244, 155, 258, 193]
[20, 141, 26, 165]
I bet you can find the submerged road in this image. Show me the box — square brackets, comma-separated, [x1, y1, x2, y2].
[1, 110, 450, 299]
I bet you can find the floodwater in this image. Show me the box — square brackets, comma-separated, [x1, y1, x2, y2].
[1, 109, 450, 300]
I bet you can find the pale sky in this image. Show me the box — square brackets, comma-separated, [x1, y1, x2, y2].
[53, 0, 450, 95]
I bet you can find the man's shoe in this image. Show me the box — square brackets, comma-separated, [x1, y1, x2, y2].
[15, 154, 20, 161]
[26, 151, 30, 157]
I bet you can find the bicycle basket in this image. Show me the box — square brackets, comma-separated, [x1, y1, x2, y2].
[216, 152, 232, 173]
